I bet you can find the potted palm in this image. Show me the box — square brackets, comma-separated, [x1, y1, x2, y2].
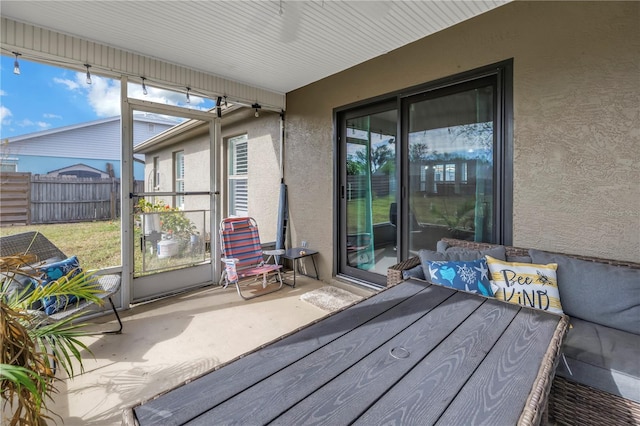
[1, 253, 104, 425]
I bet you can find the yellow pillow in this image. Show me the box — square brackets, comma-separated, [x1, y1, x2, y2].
[485, 256, 563, 315]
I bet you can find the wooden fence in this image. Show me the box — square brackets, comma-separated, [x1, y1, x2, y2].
[0, 172, 143, 226]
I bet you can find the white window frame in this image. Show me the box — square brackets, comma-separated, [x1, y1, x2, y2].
[228, 134, 248, 217]
[174, 150, 184, 209]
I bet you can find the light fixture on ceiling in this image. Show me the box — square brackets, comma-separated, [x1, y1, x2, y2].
[223, 96, 228, 107]
[252, 103, 261, 118]
[186, 87, 191, 104]
[84, 64, 92, 85]
[141, 77, 148, 96]
[12, 52, 21, 75]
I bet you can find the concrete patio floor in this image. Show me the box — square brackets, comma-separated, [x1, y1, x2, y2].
[46, 276, 374, 425]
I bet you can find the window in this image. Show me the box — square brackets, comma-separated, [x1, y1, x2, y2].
[153, 156, 160, 190]
[0, 162, 17, 172]
[174, 151, 184, 209]
[228, 134, 248, 216]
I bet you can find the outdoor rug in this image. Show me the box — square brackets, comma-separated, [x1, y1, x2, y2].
[300, 286, 363, 312]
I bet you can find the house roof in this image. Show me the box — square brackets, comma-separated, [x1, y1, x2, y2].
[45, 163, 109, 176]
[1, 1, 510, 95]
[7, 113, 179, 143]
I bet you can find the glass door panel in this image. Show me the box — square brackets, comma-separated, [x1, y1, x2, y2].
[129, 108, 215, 302]
[342, 107, 397, 283]
[406, 82, 495, 254]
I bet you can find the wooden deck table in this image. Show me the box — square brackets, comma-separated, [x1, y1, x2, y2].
[132, 279, 568, 426]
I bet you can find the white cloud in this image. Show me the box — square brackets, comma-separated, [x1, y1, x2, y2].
[54, 77, 80, 90]
[43, 113, 62, 119]
[0, 90, 7, 96]
[18, 119, 34, 127]
[128, 82, 207, 109]
[16, 118, 52, 130]
[56, 71, 210, 119]
[1, 105, 12, 124]
[81, 74, 122, 117]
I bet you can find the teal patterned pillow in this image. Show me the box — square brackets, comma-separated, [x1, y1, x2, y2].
[425, 258, 493, 296]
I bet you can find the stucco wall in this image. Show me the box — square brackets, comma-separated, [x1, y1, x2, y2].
[285, 1, 640, 282]
[222, 110, 282, 242]
[141, 110, 282, 242]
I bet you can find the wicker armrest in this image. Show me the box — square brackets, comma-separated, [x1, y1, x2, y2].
[386, 256, 421, 287]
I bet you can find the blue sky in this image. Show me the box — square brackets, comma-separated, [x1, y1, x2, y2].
[1, 56, 215, 140]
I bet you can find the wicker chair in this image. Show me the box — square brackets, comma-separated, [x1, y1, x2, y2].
[387, 238, 640, 425]
[1, 231, 122, 334]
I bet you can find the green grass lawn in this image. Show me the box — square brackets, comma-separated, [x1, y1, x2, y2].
[1, 220, 209, 274]
[0, 220, 121, 271]
[348, 194, 476, 233]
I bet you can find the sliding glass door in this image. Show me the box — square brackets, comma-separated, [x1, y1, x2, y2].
[337, 61, 511, 287]
[404, 77, 497, 255]
[340, 103, 398, 285]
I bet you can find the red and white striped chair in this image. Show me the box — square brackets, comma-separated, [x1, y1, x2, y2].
[219, 217, 284, 300]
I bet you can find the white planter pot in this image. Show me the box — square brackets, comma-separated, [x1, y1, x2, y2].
[141, 214, 161, 235]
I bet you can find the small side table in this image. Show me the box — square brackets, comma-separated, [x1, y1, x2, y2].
[280, 248, 319, 288]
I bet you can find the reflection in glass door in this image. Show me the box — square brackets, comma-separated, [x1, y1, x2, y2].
[341, 106, 397, 284]
[129, 104, 216, 303]
[405, 79, 496, 254]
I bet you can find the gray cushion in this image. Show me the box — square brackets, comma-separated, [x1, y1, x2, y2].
[442, 245, 506, 261]
[506, 255, 532, 263]
[402, 264, 425, 281]
[529, 249, 640, 335]
[556, 317, 640, 403]
[436, 240, 450, 253]
[2, 273, 36, 299]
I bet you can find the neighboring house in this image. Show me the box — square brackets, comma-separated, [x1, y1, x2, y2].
[45, 163, 111, 178]
[0, 114, 177, 180]
[134, 108, 282, 242]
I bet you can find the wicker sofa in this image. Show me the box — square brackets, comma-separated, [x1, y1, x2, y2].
[1, 231, 122, 334]
[387, 238, 640, 425]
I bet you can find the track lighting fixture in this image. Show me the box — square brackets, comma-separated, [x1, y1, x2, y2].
[252, 103, 261, 118]
[186, 87, 191, 104]
[141, 77, 148, 95]
[84, 64, 92, 84]
[13, 52, 21, 75]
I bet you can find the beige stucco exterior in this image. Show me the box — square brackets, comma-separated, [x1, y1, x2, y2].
[139, 108, 282, 242]
[285, 1, 640, 282]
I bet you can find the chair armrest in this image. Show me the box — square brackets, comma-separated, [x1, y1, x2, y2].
[386, 256, 421, 287]
[263, 249, 285, 256]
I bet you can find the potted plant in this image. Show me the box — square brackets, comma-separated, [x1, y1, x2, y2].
[1, 253, 104, 425]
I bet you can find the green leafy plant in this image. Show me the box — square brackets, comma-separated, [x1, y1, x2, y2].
[1, 252, 104, 425]
[136, 198, 197, 239]
[433, 198, 476, 233]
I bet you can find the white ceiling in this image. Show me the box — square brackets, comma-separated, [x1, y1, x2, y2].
[1, 1, 509, 94]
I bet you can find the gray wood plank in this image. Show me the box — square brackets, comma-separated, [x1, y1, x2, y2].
[134, 279, 430, 425]
[435, 308, 561, 426]
[185, 284, 457, 425]
[352, 297, 520, 426]
[270, 290, 490, 426]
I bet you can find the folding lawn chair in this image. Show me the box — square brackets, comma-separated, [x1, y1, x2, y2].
[219, 217, 285, 300]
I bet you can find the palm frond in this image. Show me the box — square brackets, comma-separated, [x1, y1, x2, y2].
[1, 247, 107, 424]
[16, 270, 105, 311]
